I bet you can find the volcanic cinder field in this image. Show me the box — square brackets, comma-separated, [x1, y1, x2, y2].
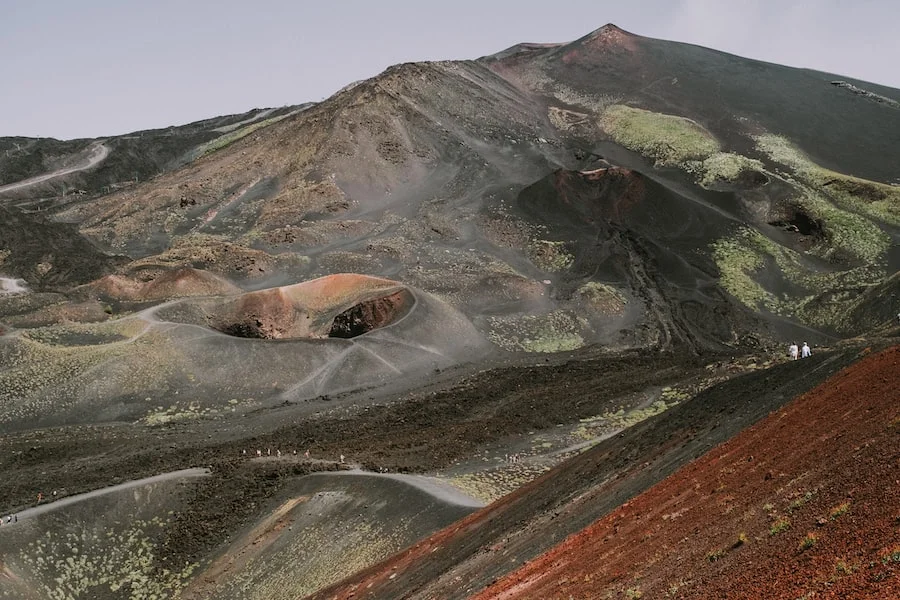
[0, 22, 897, 600]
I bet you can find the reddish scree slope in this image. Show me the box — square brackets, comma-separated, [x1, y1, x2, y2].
[478, 346, 900, 600]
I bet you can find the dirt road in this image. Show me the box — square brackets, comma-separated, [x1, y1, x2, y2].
[1, 468, 209, 525]
[312, 469, 486, 507]
[0, 142, 109, 194]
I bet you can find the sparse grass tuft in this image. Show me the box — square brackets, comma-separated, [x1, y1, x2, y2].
[880, 545, 900, 565]
[789, 490, 817, 513]
[769, 517, 791, 536]
[834, 559, 855, 575]
[706, 548, 727, 562]
[828, 501, 850, 521]
[799, 532, 818, 551]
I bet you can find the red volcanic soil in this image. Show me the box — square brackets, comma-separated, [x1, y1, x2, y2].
[479, 346, 900, 600]
[559, 24, 640, 66]
[88, 267, 240, 301]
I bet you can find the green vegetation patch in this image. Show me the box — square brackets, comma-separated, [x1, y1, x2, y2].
[756, 134, 900, 227]
[711, 226, 887, 328]
[0, 336, 124, 420]
[450, 464, 551, 504]
[799, 532, 818, 551]
[769, 516, 791, 536]
[527, 239, 574, 272]
[599, 105, 720, 166]
[711, 233, 773, 310]
[198, 114, 291, 157]
[576, 282, 627, 315]
[687, 152, 765, 188]
[17, 517, 196, 600]
[828, 501, 851, 521]
[575, 399, 675, 440]
[794, 189, 890, 262]
[486, 310, 586, 353]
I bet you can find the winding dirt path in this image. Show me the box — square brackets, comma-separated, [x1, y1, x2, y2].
[0, 142, 109, 194]
[312, 469, 486, 508]
[1, 468, 209, 525]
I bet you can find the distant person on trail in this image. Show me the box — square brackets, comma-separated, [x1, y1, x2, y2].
[304, 449, 310, 459]
[340, 454, 345, 464]
[789, 342, 799, 361]
[801, 342, 811, 359]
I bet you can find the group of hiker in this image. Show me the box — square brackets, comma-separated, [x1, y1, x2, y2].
[242, 447, 344, 463]
[788, 341, 811, 361]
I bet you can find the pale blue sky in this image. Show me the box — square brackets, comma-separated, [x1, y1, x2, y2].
[2, 0, 898, 139]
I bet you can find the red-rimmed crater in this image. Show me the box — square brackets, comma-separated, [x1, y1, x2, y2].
[201, 274, 414, 340]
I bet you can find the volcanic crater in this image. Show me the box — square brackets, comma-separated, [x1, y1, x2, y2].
[162, 274, 415, 340]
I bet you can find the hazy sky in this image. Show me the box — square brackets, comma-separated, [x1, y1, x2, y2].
[2, 0, 898, 139]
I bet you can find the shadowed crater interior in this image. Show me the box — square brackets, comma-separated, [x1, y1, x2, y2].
[328, 290, 412, 338]
[769, 205, 825, 238]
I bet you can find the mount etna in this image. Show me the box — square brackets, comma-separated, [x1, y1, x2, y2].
[0, 24, 896, 600]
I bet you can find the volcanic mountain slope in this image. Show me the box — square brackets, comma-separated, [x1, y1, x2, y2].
[477, 345, 899, 600]
[0, 274, 486, 430]
[306, 345, 888, 600]
[0, 204, 127, 290]
[0, 105, 306, 201]
[0, 23, 898, 600]
[20, 24, 892, 358]
[1, 23, 892, 443]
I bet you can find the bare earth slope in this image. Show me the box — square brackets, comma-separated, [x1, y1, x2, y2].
[479, 346, 899, 600]
[306, 345, 885, 600]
